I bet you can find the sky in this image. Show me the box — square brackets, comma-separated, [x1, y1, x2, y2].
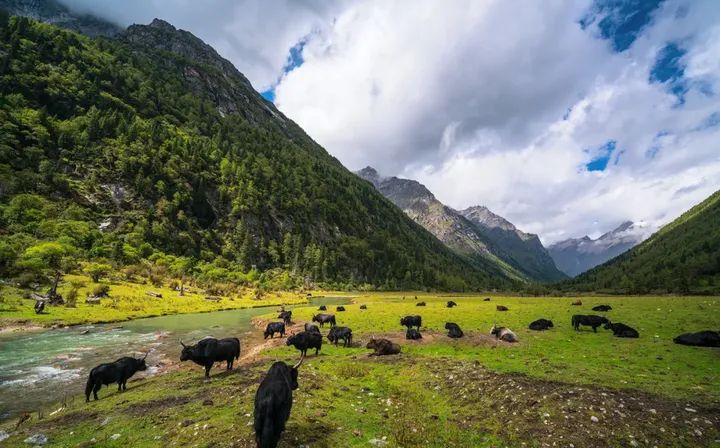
[60, 0, 720, 244]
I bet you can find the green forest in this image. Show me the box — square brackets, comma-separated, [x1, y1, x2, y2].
[563, 190, 720, 294]
[0, 13, 516, 292]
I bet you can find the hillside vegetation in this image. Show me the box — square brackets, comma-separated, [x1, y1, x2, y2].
[0, 13, 513, 292]
[563, 190, 720, 294]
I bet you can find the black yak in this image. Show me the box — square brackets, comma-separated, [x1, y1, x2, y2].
[34, 300, 45, 314]
[336, 306, 346, 312]
[447, 301, 457, 308]
[85, 353, 148, 401]
[529, 318, 554, 331]
[445, 322, 464, 338]
[264, 322, 286, 339]
[400, 315, 422, 330]
[416, 301, 426, 306]
[180, 337, 240, 378]
[366, 338, 401, 356]
[312, 313, 336, 327]
[327, 326, 353, 347]
[278, 311, 292, 325]
[253, 356, 304, 448]
[604, 322, 639, 338]
[360, 304, 367, 310]
[496, 305, 509, 311]
[571, 315, 609, 332]
[318, 305, 327, 311]
[303, 323, 320, 333]
[406, 328, 422, 340]
[673, 330, 720, 347]
[286, 331, 322, 356]
[592, 305, 612, 312]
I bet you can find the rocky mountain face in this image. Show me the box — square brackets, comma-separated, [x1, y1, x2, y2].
[0, 0, 121, 36]
[548, 221, 651, 277]
[357, 167, 566, 282]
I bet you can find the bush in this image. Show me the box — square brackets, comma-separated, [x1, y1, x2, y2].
[91, 284, 110, 297]
[65, 286, 78, 307]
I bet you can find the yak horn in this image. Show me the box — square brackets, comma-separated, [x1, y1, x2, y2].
[142, 350, 150, 360]
[293, 354, 305, 369]
[180, 340, 186, 348]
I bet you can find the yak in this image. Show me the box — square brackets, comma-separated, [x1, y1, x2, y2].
[416, 301, 426, 307]
[304, 323, 321, 333]
[366, 338, 401, 356]
[318, 305, 327, 311]
[264, 322, 286, 339]
[673, 330, 720, 347]
[447, 301, 457, 308]
[360, 304, 368, 310]
[496, 305, 509, 311]
[336, 306, 346, 312]
[571, 299, 583, 306]
[253, 356, 304, 448]
[34, 300, 45, 314]
[406, 328, 422, 340]
[278, 311, 292, 325]
[327, 326, 353, 347]
[445, 322, 464, 338]
[286, 331, 322, 356]
[85, 353, 148, 402]
[491, 325, 518, 343]
[312, 313, 336, 327]
[571, 315, 609, 332]
[400, 315, 422, 330]
[592, 305, 612, 312]
[180, 337, 240, 378]
[483, 297, 491, 301]
[604, 322, 639, 338]
[529, 318, 554, 331]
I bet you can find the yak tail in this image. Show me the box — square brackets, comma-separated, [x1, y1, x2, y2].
[234, 337, 240, 360]
[254, 408, 280, 448]
[84, 372, 94, 401]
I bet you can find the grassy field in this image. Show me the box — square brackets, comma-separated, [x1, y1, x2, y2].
[0, 274, 308, 328]
[1, 293, 719, 447]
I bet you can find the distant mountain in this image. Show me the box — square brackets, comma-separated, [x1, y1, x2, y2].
[356, 167, 566, 282]
[0, 0, 121, 36]
[563, 190, 720, 294]
[548, 221, 651, 277]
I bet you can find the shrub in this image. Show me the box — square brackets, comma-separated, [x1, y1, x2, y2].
[65, 286, 78, 307]
[91, 284, 110, 297]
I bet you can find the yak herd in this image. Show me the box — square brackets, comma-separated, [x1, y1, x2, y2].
[83, 299, 720, 448]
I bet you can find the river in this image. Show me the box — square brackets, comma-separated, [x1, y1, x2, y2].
[0, 297, 351, 421]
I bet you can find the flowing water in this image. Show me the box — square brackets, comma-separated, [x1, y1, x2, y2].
[0, 297, 351, 421]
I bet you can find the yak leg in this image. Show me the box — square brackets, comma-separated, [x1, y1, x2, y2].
[204, 364, 212, 378]
[93, 383, 102, 400]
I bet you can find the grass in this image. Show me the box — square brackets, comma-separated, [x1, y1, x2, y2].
[1, 293, 719, 447]
[0, 274, 308, 328]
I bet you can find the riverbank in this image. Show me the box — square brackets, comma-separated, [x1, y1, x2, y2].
[0, 274, 312, 331]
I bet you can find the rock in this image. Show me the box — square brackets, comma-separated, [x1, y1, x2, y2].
[590, 416, 599, 423]
[0, 431, 9, 442]
[353, 429, 362, 437]
[685, 408, 697, 413]
[369, 439, 388, 447]
[110, 434, 121, 440]
[100, 417, 111, 426]
[648, 408, 657, 414]
[202, 399, 214, 406]
[24, 434, 48, 445]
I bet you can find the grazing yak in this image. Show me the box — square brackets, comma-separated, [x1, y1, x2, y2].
[328, 326, 353, 347]
[406, 328, 422, 340]
[366, 338, 401, 356]
[278, 311, 292, 325]
[571, 315, 609, 332]
[286, 331, 322, 356]
[491, 325, 518, 343]
[254, 356, 304, 448]
[529, 318, 554, 331]
[416, 301, 426, 307]
[445, 322, 464, 338]
[400, 315, 422, 330]
[571, 299, 583, 306]
[673, 330, 720, 347]
[604, 322, 639, 338]
[264, 322, 286, 339]
[360, 304, 367, 309]
[85, 353, 148, 402]
[180, 337, 240, 378]
[496, 305, 509, 311]
[304, 323, 320, 333]
[336, 306, 346, 312]
[447, 301, 457, 308]
[312, 313, 336, 327]
[592, 305, 612, 312]
[483, 297, 491, 301]
[318, 305, 327, 311]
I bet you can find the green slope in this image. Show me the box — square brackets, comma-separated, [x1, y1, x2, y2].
[0, 13, 515, 290]
[563, 190, 720, 294]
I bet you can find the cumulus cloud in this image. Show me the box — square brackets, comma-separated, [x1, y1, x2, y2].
[273, 0, 720, 243]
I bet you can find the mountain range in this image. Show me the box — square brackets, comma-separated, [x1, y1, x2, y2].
[356, 167, 566, 282]
[548, 221, 653, 277]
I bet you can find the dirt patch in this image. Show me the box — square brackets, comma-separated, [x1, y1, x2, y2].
[35, 410, 99, 429]
[126, 396, 192, 416]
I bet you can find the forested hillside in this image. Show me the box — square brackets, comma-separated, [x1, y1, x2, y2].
[563, 190, 720, 294]
[0, 13, 513, 291]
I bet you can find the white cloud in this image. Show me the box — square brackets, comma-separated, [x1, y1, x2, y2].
[274, 0, 720, 243]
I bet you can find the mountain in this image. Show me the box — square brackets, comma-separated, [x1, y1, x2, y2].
[548, 221, 651, 277]
[0, 13, 512, 290]
[563, 190, 720, 294]
[0, 0, 121, 36]
[356, 167, 566, 282]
